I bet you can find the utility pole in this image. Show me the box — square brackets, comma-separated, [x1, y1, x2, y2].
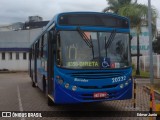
[136, 33, 140, 75]
[148, 0, 154, 84]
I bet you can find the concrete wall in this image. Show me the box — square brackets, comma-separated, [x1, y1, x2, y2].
[0, 52, 29, 71]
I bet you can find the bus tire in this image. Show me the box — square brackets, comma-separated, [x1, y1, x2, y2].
[48, 96, 54, 106]
[43, 76, 46, 94]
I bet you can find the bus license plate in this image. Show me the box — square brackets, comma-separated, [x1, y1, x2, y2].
[93, 92, 107, 98]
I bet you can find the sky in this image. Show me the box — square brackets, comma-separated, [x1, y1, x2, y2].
[0, 0, 160, 28]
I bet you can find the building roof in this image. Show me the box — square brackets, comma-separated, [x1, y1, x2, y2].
[0, 48, 29, 52]
[0, 28, 42, 51]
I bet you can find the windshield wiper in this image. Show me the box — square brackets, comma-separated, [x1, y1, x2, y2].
[105, 29, 116, 57]
[77, 27, 93, 48]
[77, 27, 94, 58]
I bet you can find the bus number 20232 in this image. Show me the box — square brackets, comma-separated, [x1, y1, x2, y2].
[112, 76, 126, 83]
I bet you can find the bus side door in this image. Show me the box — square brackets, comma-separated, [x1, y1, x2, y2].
[47, 29, 56, 96]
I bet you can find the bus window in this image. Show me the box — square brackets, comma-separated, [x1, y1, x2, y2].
[37, 41, 39, 58]
[57, 33, 62, 66]
[32, 46, 34, 59]
[41, 36, 44, 57]
[42, 33, 48, 58]
[39, 38, 42, 57]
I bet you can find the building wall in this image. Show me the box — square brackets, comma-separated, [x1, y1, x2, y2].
[130, 27, 150, 56]
[0, 28, 43, 71]
[0, 25, 12, 31]
[0, 52, 29, 71]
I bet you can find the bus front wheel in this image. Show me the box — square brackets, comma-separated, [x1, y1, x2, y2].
[47, 96, 54, 106]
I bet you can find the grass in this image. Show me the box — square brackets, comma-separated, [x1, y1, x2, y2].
[152, 83, 160, 93]
[132, 69, 160, 92]
[147, 84, 160, 93]
[132, 70, 150, 78]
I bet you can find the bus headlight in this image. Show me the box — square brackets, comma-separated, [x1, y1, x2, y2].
[58, 79, 63, 84]
[125, 81, 129, 86]
[129, 78, 132, 81]
[72, 86, 77, 91]
[65, 83, 69, 88]
[56, 76, 60, 79]
[120, 84, 124, 89]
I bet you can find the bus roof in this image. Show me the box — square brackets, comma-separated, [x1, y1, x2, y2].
[44, 12, 129, 31]
[31, 12, 130, 46]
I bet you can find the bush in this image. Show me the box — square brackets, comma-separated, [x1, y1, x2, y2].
[132, 64, 135, 70]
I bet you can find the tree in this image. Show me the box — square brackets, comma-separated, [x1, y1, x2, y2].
[118, 4, 148, 75]
[102, 0, 137, 13]
[119, 4, 157, 75]
[103, 0, 157, 75]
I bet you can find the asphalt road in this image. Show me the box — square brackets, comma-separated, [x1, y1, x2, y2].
[0, 72, 155, 120]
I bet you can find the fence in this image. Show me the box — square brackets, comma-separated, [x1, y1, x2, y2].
[132, 55, 160, 78]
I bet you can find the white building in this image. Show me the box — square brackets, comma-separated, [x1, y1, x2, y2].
[0, 52, 28, 71]
[130, 26, 150, 56]
[0, 28, 42, 71]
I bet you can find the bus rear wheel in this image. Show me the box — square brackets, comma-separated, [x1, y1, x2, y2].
[42, 76, 46, 94]
[32, 82, 36, 87]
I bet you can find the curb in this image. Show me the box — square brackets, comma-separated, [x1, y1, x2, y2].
[0, 71, 28, 74]
[133, 76, 149, 79]
[0, 71, 16, 73]
[143, 85, 160, 100]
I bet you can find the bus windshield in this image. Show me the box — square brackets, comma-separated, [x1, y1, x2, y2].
[58, 31, 130, 69]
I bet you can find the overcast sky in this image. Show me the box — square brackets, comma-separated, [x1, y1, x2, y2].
[0, 0, 160, 28]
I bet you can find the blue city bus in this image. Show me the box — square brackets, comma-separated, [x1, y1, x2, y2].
[29, 12, 133, 105]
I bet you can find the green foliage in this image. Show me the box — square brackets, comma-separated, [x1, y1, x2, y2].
[102, 0, 137, 13]
[153, 84, 160, 93]
[132, 70, 150, 78]
[103, 0, 157, 34]
[132, 64, 135, 70]
[103, 0, 158, 77]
